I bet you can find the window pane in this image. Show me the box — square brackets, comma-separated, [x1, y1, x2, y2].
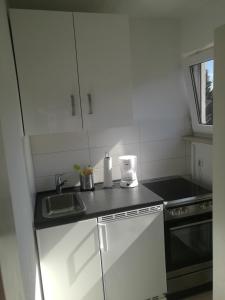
[203, 60, 213, 125]
[190, 60, 214, 125]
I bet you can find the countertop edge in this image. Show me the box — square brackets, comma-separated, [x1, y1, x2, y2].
[34, 200, 163, 230]
[34, 182, 163, 230]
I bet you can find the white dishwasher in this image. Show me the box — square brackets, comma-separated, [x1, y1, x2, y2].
[98, 204, 167, 300]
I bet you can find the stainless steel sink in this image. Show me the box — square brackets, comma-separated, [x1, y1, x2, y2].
[42, 192, 86, 218]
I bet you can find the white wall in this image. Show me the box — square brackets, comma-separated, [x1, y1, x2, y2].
[0, 122, 25, 300]
[213, 23, 225, 300]
[0, 0, 42, 298]
[30, 18, 192, 192]
[181, 0, 225, 55]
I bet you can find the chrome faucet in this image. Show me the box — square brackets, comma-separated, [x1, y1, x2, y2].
[55, 174, 67, 194]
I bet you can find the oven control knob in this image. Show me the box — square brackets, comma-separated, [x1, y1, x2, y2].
[169, 207, 189, 217]
[181, 207, 188, 215]
[200, 203, 205, 209]
[170, 209, 175, 216]
[174, 209, 178, 216]
[170, 208, 181, 216]
[178, 208, 183, 215]
[207, 201, 212, 208]
[169, 209, 176, 216]
[200, 202, 211, 210]
[175, 208, 180, 216]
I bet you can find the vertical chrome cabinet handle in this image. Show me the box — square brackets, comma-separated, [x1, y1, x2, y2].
[70, 94, 76, 116]
[98, 223, 108, 252]
[87, 93, 93, 115]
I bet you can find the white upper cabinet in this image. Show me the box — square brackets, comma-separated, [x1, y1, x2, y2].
[10, 10, 133, 134]
[73, 13, 133, 130]
[37, 219, 104, 300]
[10, 9, 82, 135]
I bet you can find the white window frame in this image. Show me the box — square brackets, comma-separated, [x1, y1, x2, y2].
[183, 47, 213, 135]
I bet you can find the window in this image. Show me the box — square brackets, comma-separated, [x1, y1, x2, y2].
[190, 60, 214, 125]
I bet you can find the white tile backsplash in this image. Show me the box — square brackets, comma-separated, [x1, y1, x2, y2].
[109, 142, 140, 157]
[31, 124, 191, 192]
[140, 139, 185, 163]
[93, 165, 122, 184]
[192, 143, 212, 188]
[30, 132, 89, 154]
[90, 142, 140, 170]
[35, 172, 80, 192]
[139, 118, 189, 143]
[90, 146, 109, 170]
[33, 149, 90, 177]
[88, 126, 139, 148]
[35, 175, 56, 192]
[185, 156, 191, 175]
[141, 158, 186, 180]
[185, 141, 192, 157]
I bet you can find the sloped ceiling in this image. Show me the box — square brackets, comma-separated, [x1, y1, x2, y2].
[8, 0, 212, 19]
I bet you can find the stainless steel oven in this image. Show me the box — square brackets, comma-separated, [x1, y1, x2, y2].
[142, 176, 212, 295]
[165, 204, 212, 294]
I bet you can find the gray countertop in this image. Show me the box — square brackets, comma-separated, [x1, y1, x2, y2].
[34, 182, 163, 229]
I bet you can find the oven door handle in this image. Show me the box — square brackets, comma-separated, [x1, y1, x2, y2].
[170, 219, 212, 231]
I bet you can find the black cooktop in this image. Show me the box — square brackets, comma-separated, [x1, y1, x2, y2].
[143, 177, 211, 202]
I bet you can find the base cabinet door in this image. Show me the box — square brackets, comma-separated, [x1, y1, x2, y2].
[10, 9, 82, 135]
[98, 209, 167, 300]
[36, 219, 104, 300]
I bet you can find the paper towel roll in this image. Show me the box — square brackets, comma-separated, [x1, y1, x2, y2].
[104, 153, 113, 188]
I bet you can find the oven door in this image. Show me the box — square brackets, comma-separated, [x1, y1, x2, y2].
[165, 213, 212, 273]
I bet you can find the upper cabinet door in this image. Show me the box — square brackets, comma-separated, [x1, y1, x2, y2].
[74, 13, 133, 130]
[10, 9, 82, 135]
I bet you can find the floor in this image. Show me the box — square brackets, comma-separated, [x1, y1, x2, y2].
[184, 292, 212, 300]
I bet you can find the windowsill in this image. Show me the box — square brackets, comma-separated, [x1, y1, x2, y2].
[182, 135, 213, 145]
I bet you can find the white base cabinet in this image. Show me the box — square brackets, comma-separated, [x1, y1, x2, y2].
[37, 211, 167, 300]
[36, 219, 104, 300]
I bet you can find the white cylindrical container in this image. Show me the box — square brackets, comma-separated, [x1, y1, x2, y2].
[104, 152, 113, 188]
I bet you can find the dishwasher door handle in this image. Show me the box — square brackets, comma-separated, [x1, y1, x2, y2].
[98, 223, 108, 252]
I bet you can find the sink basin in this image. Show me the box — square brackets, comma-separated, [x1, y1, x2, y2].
[42, 192, 86, 218]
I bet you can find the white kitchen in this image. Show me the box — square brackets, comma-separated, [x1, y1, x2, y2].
[1, 0, 225, 300]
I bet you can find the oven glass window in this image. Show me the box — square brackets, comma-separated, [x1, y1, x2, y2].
[169, 220, 212, 270]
